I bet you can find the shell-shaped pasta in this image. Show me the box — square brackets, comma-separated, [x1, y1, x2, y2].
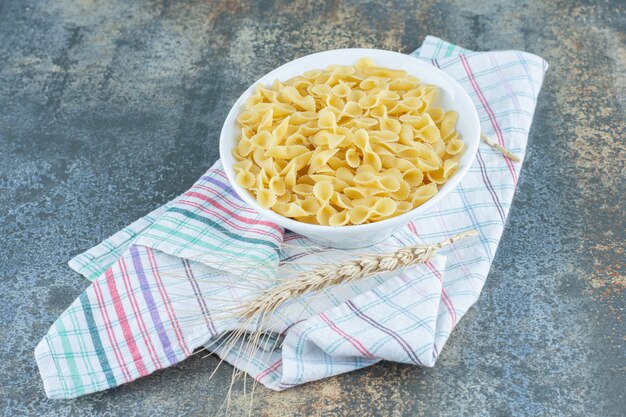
[399, 114, 429, 129]
[344, 186, 382, 199]
[314, 130, 345, 148]
[300, 197, 321, 214]
[347, 117, 379, 129]
[353, 171, 400, 192]
[269, 176, 286, 196]
[325, 95, 345, 111]
[280, 85, 316, 112]
[346, 89, 366, 103]
[331, 192, 352, 209]
[285, 133, 308, 147]
[388, 77, 420, 90]
[372, 197, 397, 216]
[343, 101, 362, 118]
[359, 77, 383, 91]
[335, 167, 355, 185]
[257, 109, 274, 132]
[303, 69, 322, 80]
[432, 140, 446, 159]
[420, 89, 437, 110]
[401, 96, 423, 110]
[427, 107, 445, 123]
[272, 117, 291, 144]
[442, 159, 459, 178]
[316, 204, 337, 225]
[256, 189, 277, 209]
[427, 169, 447, 184]
[250, 131, 273, 149]
[355, 57, 376, 71]
[283, 163, 297, 188]
[235, 170, 255, 188]
[399, 123, 414, 146]
[440, 110, 458, 140]
[313, 181, 334, 202]
[411, 183, 438, 207]
[362, 151, 382, 171]
[315, 164, 335, 174]
[345, 147, 361, 168]
[280, 151, 313, 174]
[273, 202, 310, 217]
[380, 118, 402, 134]
[415, 157, 441, 172]
[293, 183, 314, 196]
[332, 83, 352, 97]
[362, 66, 407, 79]
[290, 111, 319, 124]
[390, 179, 410, 200]
[264, 145, 309, 159]
[329, 209, 350, 226]
[318, 109, 337, 129]
[251, 102, 297, 117]
[237, 110, 261, 126]
[358, 95, 380, 109]
[258, 85, 278, 102]
[349, 206, 371, 225]
[446, 138, 465, 155]
[276, 190, 293, 203]
[402, 168, 424, 187]
[416, 125, 441, 144]
[327, 156, 348, 171]
[308, 148, 339, 174]
[236, 137, 254, 157]
[233, 159, 253, 171]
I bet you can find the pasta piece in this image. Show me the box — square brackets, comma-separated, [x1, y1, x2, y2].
[313, 181, 334, 202]
[256, 188, 277, 209]
[264, 145, 309, 159]
[362, 66, 407, 78]
[446, 138, 465, 155]
[293, 183, 314, 196]
[411, 183, 438, 207]
[345, 147, 361, 168]
[269, 176, 286, 196]
[329, 209, 350, 226]
[442, 159, 459, 178]
[316, 204, 337, 225]
[330, 192, 353, 209]
[402, 168, 424, 187]
[273, 202, 311, 217]
[308, 148, 339, 174]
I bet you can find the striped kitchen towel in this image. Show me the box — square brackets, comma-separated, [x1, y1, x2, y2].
[35, 36, 547, 399]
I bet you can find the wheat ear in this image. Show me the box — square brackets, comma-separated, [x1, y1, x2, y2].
[481, 132, 521, 162]
[238, 230, 478, 320]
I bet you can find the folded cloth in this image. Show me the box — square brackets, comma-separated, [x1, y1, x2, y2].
[35, 36, 548, 399]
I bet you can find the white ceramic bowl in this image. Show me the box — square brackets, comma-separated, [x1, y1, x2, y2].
[220, 48, 480, 249]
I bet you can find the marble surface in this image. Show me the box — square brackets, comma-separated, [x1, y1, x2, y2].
[0, 0, 624, 415]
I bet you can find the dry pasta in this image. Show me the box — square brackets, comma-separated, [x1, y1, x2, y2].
[233, 57, 465, 226]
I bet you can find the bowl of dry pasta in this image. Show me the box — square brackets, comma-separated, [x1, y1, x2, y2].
[220, 49, 480, 249]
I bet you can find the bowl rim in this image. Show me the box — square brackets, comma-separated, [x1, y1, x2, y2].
[219, 48, 480, 236]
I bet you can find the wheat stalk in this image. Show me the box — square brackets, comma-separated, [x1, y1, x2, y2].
[481, 132, 521, 162]
[177, 230, 478, 415]
[237, 230, 478, 321]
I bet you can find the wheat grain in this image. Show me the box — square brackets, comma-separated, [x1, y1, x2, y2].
[481, 132, 521, 162]
[237, 230, 478, 320]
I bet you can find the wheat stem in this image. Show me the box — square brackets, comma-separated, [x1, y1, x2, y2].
[481, 132, 521, 162]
